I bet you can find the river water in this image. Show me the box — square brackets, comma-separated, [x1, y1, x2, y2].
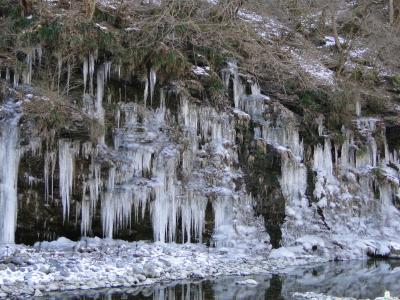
[45, 259, 400, 299]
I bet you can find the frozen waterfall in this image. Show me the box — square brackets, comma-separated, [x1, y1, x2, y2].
[0, 102, 21, 244]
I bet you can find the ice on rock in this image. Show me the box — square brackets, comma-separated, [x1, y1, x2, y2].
[0, 102, 21, 244]
[235, 279, 258, 285]
[256, 123, 304, 159]
[221, 61, 269, 119]
[314, 139, 334, 179]
[212, 197, 235, 247]
[280, 154, 307, 212]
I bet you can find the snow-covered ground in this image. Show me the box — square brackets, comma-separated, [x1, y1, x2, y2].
[293, 292, 399, 300]
[0, 237, 316, 298]
[1, 239, 398, 299]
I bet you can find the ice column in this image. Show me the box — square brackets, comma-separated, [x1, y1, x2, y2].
[0, 104, 21, 244]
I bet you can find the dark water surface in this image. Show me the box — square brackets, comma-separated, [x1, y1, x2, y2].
[46, 259, 400, 299]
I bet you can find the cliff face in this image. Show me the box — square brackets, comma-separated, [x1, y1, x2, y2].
[0, 0, 400, 262]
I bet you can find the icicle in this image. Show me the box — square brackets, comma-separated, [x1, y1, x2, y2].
[280, 153, 307, 209]
[143, 77, 149, 107]
[13, 72, 19, 87]
[101, 167, 116, 238]
[104, 61, 112, 83]
[0, 102, 21, 244]
[258, 123, 304, 159]
[340, 130, 352, 170]
[89, 53, 95, 95]
[151, 147, 180, 243]
[5, 68, 10, 82]
[355, 137, 377, 168]
[44, 151, 56, 203]
[316, 115, 324, 136]
[356, 100, 361, 117]
[96, 65, 105, 118]
[212, 197, 234, 247]
[149, 69, 157, 106]
[313, 139, 333, 179]
[58, 140, 79, 221]
[81, 142, 92, 159]
[81, 182, 91, 236]
[383, 134, 390, 164]
[22, 52, 32, 85]
[181, 193, 207, 243]
[83, 57, 88, 94]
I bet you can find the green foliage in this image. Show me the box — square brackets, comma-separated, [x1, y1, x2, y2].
[37, 22, 63, 46]
[391, 75, 400, 87]
[350, 67, 379, 84]
[151, 48, 189, 78]
[203, 74, 225, 106]
[364, 95, 386, 115]
[283, 79, 300, 94]
[9, 6, 33, 29]
[94, 8, 116, 24]
[297, 87, 355, 134]
[298, 88, 328, 111]
[194, 46, 227, 70]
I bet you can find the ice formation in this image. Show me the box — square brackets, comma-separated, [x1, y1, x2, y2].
[49, 60, 267, 247]
[1, 49, 400, 268]
[58, 140, 79, 221]
[0, 102, 21, 244]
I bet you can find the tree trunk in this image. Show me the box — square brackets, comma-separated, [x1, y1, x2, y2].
[319, 6, 327, 32]
[19, 0, 32, 17]
[389, 0, 394, 24]
[331, 12, 342, 52]
[84, 0, 96, 21]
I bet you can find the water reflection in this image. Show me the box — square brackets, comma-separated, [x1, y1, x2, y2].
[48, 259, 400, 300]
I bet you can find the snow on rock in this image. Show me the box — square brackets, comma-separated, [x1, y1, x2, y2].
[292, 291, 399, 300]
[290, 49, 335, 86]
[293, 292, 359, 299]
[237, 9, 288, 40]
[192, 66, 210, 76]
[269, 247, 296, 260]
[235, 279, 258, 286]
[321, 36, 346, 48]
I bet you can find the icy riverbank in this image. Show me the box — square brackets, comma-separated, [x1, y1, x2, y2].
[0, 237, 315, 298]
[1, 237, 400, 299]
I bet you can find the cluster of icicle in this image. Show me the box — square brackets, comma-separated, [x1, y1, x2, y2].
[3, 46, 43, 88]
[222, 61, 310, 242]
[222, 61, 400, 245]
[46, 56, 266, 246]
